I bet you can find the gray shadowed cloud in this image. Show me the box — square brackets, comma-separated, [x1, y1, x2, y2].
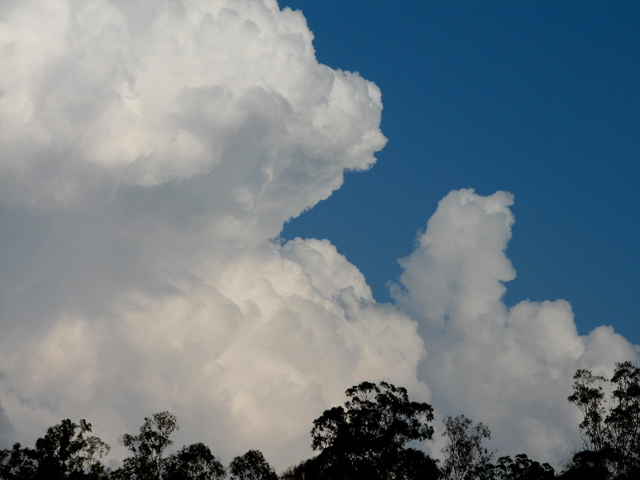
[0, 398, 14, 448]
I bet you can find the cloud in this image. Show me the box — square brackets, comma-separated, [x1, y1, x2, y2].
[392, 189, 639, 464]
[0, 401, 13, 447]
[0, 0, 385, 230]
[0, 237, 427, 467]
[0, 0, 388, 360]
[0, 0, 421, 470]
[1, 0, 638, 473]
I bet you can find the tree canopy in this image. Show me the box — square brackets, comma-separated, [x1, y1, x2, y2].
[563, 361, 640, 479]
[0, 419, 110, 480]
[2, 363, 639, 480]
[441, 414, 492, 480]
[228, 450, 277, 480]
[301, 381, 436, 479]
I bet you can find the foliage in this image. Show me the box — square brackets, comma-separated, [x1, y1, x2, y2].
[0, 443, 37, 480]
[2, 363, 638, 480]
[277, 459, 312, 480]
[490, 454, 555, 480]
[559, 449, 613, 480]
[567, 368, 608, 452]
[441, 414, 492, 480]
[608, 361, 640, 469]
[0, 419, 110, 480]
[566, 361, 640, 478]
[164, 442, 226, 480]
[116, 411, 179, 480]
[394, 448, 441, 480]
[229, 450, 277, 480]
[307, 381, 436, 480]
[280, 447, 440, 480]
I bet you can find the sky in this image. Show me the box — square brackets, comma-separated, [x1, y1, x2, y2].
[279, 0, 640, 345]
[0, 0, 639, 472]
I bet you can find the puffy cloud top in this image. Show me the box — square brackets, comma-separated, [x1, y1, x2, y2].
[0, 0, 411, 470]
[0, 0, 385, 242]
[392, 189, 639, 464]
[1, 0, 638, 473]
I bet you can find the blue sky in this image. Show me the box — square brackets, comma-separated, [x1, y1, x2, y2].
[281, 0, 640, 344]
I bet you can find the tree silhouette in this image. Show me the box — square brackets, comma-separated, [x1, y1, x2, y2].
[490, 454, 555, 480]
[164, 442, 226, 480]
[564, 361, 640, 479]
[306, 381, 436, 480]
[441, 414, 492, 480]
[0, 443, 37, 480]
[228, 450, 277, 480]
[0, 419, 109, 480]
[115, 411, 178, 480]
[2, 363, 638, 480]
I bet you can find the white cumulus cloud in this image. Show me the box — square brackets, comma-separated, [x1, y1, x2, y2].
[0, 0, 638, 473]
[392, 189, 639, 465]
[0, 0, 422, 470]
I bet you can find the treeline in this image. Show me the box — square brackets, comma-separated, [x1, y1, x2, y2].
[1, 361, 638, 480]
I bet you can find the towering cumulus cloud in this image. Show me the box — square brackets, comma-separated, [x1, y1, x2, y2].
[0, 0, 421, 468]
[0, 0, 637, 471]
[392, 189, 639, 463]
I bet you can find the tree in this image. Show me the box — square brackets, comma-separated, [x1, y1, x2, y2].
[567, 368, 608, 453]
[278, 461, 309, 480]
[164, 443, 226, 480]
[0, 419, 110, 480]
[566, 361, 640, 478]
[0, 443, 37, 480]
[308, 381, 436, 480]
[608, 361, 640, 473]
[228, 450, 277, 480]
[394, 448, 441, 480]
[491, 454, 554, 480]
[441, 414, 492, 480]
[559, 450, 612, 480]
[117, 411, 179, 480]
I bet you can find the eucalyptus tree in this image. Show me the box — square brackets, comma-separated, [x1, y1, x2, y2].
[228, 450, 277, 480]
[565, 361, 640, 479]
[490, 454, 555, 480]
[0, 419, 110, 480]
[116, 411, 179, 480]
[164, 442, 226, 480]
[441, 414, 492, 480]
[306, 381, 437, 480]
